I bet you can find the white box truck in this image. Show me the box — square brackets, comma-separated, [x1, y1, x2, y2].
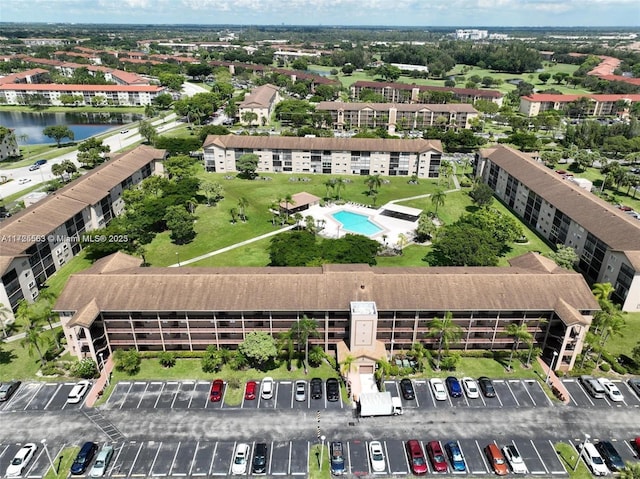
[359, 391, 403, 417]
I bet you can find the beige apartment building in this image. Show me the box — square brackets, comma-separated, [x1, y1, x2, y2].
[0, 84, 165, 106]
[237, 84, 281, 126]
[519, 93, 640, 117]
[202, 135, 443, 178]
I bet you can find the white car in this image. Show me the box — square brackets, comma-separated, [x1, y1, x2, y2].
[231, 443, 250, 475]
[502, 445, 527, 474]
[598, 378, 623, 402]
[6, 443, 37, 477]
[89, 444, 114, 477]
[369, 441, 386, 472]
[261, 377, 274, 400]
[18, 178, 32, 185]
[67, 380, 91, 404]
[295, 380, 306, 402]
[462, 377, 480, 399]
[430, 378, 447, 401]
[581, 442, 609, 476]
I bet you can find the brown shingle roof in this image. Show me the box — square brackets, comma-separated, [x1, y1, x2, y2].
[55, 254, 598, 314]
[480, 145, 640, 252]
[203, 135, 443, 154]
[239, 84, 278, 109]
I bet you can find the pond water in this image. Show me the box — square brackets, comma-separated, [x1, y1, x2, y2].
[0, 111, 144, 145]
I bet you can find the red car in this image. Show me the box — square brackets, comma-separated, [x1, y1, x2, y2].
[244, 381, 257, 400]
[406, 440, 428, 475]
[485, 444, 509, 476]
[210, 379, 224, 402]
[426, 441, 448, 473]
[633, 437, 640, 455]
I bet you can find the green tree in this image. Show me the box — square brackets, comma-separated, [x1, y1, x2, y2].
[158, 351, 176, 368]
[365, 174, 382, 195]
[548, 245, 579, 270]
[289, 315, 319, 370]
[591, 282, 615, 304]
[339, 354, 356, 377]
[237, 197, 249, 222]
[0, 302, 11, 338]
[415, 212, 436, 243]
[236, 153, 260, 179]
[201, 179, 224, 206]
[505, 323, 533, 371]
[427, 311, 463, 370]
[469, 182, 494, 207]
[43, 125, 74, 147]
[164, 155, 197, 180]
[201, 346, 225, 372]
[76, 137, 110, 169]
[138, 120, 158, 144]
[241, 111, 259, 125]
[70, 359, 99, 379]
[164, 205, 195, 244]
[238, 332, 278, 370]
[283, 193, 295, 221]
[538, 72, 551, 84]
[428, 223, 501, 266]
[113, 348, 141, 375]
[431, 188, 446, 214]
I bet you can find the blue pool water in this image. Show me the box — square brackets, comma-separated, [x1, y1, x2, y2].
[332, 210, 383, 236]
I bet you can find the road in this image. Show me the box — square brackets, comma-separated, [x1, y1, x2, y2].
[0, 81, 209, 202]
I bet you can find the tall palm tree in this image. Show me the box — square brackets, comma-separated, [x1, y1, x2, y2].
[505, 323, 533, 371]
[289, 315, 319, 370]
[431, 189, 446, 215]
[17, 301, 47, 367]
[237, 196, 249, 222]
[339, 354, 356, 377]
[594, 307, 625, 365]
[365, 174, 382, 195]
[375, 357, 392, 388]
[333, 178, 345, 200]
[283, 194, 295, 221]
[427, 312, 463, 370]
[323, 179, 335, 199]
[278, 330, 295, 370]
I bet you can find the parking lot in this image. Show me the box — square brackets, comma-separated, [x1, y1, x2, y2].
[562, 378, 640, 408]
[103, 379, 344, 411]
[4, 436, 638, 478]
[0, 381, 91, 411]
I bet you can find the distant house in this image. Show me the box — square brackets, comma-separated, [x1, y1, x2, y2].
[279, 192, 321, 215]
[238, 84, 281, 126]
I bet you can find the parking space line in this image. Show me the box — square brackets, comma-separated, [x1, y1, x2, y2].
[128, 442, 144, 477]
[383, 441, 391, 474]
[346, 441, 352, 474]
[475, 440, 489, 474]
[186, 382, 196, 409]
[153, 382, 166, 408]
[209, 442, 218, 476]
[137, 382, 150, 409]
[413, 380, 421, 408]
[115, 382, 132, 409]
[267, 441, 275, 475]
[506, 380, 520, 406]
[228, 441, 236, 476]
[187, 441, 199, 476]
[574, 380, 595, 406]
[287, 441, 292, 475]
[149, 441, 162, 476]
[529, 380, 553, 407]
[23, 382, 44, 410]
[529, 439, 548, 474]
[521, 380, 537, 405]
[168, 441, 182, 476]
[274, 381, 280, 407]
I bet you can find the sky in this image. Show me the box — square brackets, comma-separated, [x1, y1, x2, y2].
[2, 0, 639, 27]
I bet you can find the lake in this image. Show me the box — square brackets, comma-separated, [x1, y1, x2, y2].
[0, 111, 144, 145]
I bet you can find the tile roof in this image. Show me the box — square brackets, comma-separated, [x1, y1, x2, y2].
[316, 101, 478, 113]
[239, 84, 279, 109]
[479, 144, 640, 252]
[203, 134, 443, 154]
[352, 80, 503, 98]
[522, 93, 640, 102]
[54, 253, 599, 315]
[0, 84, 163, 92]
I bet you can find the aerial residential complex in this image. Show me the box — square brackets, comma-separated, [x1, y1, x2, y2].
[316, 101, 479, 131]
[519, 93, 640, 117]
[0, 84, 165, 106]
[475, 144, 640, 312]
[54, 251, 598, 372]
[0, 146, 166, 317]
[350, 81, 504, 106]
[202, 135, 444, 178]
[237, 84, 281, 126]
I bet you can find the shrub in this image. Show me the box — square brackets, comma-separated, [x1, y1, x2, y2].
[308, 346, 324, 367]
[71, 358, 99, 379]
[440, 354, 460, 371]
[201, 346, 224, 373]
[40, 363, 65, 376]
[600, 350, 627, 374]
[113, 348, 141, 375]
[158, 351, 176, 368]
[599, 362, 611, 372]
[324, 353, 337, 370]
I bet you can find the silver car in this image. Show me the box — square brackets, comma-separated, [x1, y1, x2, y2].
[89, 444, 114, 478]
[295, 380, 306, 402]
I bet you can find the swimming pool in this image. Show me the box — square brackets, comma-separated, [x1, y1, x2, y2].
[332, 210, 383, 236]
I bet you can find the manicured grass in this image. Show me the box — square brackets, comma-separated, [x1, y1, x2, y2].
[427, 357, 545, 380]
[0, 328, 60, 381]
[43, 250, 93, 298]
[43, 446, 80, 479]
[555, 442, 591, 479]
[604, 311, 640, 358]
[308, 443, 330, 479]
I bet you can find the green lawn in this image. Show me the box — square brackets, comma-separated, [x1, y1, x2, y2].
[555, 442, 592, 479]
[43, 446, 80, 479]
[0, 328, 60, 381]
[43, 250, 93, 298]
[604, 311, 640, 358]
[308, 443, 331, 479]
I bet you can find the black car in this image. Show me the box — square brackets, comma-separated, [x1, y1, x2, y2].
[70, 442, 98, 475]
[445, 376, 462, 398]
[310, 378, 323, 400]
[400, 379, 415, 400]
[478, 377, 496, 398]
[595, 441, 625, 471]
[326, 378, 340, 402]
[330, 441, 345, 475]
[252, 443, 268, 475]
[0, 381, 21, 402]
[628, 378, 640, 399]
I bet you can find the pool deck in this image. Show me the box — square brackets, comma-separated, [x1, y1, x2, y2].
[306, 202, 419, 248]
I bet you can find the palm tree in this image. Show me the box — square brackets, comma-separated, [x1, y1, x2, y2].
[186, 197, 198, 215]
[289, 315, 319, 371]
[0, 302, 11, 338]
[333, 177, 345, 200]
[505, 323, 533, 371]
[17, 301, 47, 367]
[51, 163, 65, 182]
[278, 330, 295, 370]
[396, 233, 408, 254]
[592, 282, 615, 304]
[283, 194, 294, 221]
[594, 307, 625, 365]
[365, 174, 382, 195]
[237, 196, 249, 222]
[339, 354, 356, 377]
[229, 207, 238, 224]
[431, 189, 446, 215]
[427, 312, 463, 370]
[375, 357, 392, 388]
[323, 178, 335, 199]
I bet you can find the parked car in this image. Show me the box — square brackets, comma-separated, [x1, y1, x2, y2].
[0, 380, 21, 402]
[6, 443, 37, 477]
[295, 380, 306, 402]
[478, 377, 496, 398]
[580, 375, 606, 399]
[231, 443, 250, 475]
[326, 378, 340, 402]
[502, 445, 527, 474]
[209, 379, 224, 402]
[580, 442, 609, 476]
[310, 378, 323, 400]
[252, 443, 268, 475]
[595, 441, 625, 472]
[67, 380, 91, 404]
[89, 444, 114, 478]
[430, 378, 447, 401]
[70, 441, 98, 475]
[633, 437, 640, 455]
[400, 378, 415, 400]
[261, 377, 274, 400]
[330, 441, 345, 475]
[445, 376, 462, 398]
[244, 381, 257, 401]
[28, 164, 41, 171]
[628, 378, 640, 398]
[120, 129, 129, 134]
[484, 444, 508, 476]
[405, 440, 427, 475]
[462, 377, 480, 399]
[444, 441, 466, 472]
[369, 441, 386, 472]
[598, 378, 623, 402]
[18, 178, 32, 185]
[426, 440, 448, 473]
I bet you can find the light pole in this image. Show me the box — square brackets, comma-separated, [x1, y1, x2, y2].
[176, 251, 181, 267]
[574, 433, 590, 470]
[319, 435, 326, 471]
[545, 350, 559, 384]
[41, 439, 56, 474]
